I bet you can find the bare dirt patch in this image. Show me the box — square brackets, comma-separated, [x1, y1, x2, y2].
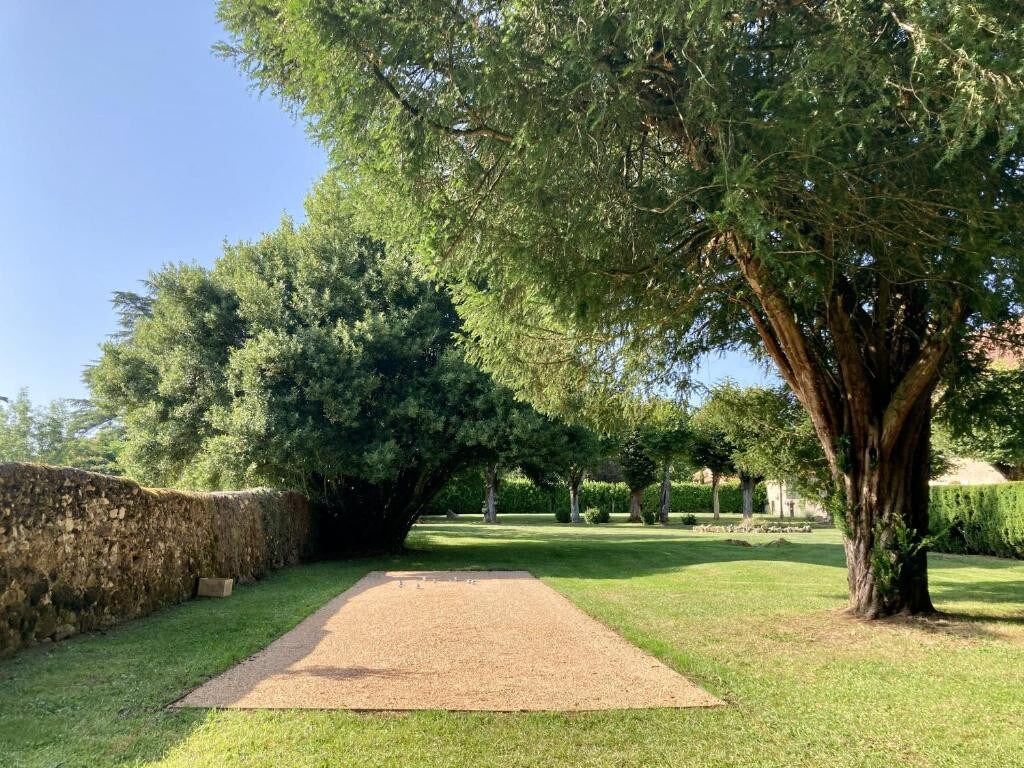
[174, 570, 721, 711]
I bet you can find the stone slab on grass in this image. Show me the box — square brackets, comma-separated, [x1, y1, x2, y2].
[197, 578, 233, 598]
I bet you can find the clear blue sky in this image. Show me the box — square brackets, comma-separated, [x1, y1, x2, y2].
[0, 2, 771, 405]
[0, 2, 325, 403]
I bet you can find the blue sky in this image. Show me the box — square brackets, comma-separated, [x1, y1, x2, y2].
[0, 2, 772, 405]
[0, 3, 325, 403]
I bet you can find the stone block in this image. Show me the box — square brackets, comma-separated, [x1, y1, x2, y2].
[197, 577, 233, 598]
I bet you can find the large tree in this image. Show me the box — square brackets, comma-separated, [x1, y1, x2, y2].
[687, 422, 736, 521]
[618, 430, 657, 523]
[696, 382, 829, 519]
[458, 389, 566, 523]
[643, 404, 691, 525]
[90, 188, 506, 553]
[219, 1, 1024, 617]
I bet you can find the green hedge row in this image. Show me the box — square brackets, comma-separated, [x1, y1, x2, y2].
[929, 482, 1024, 559]
[427, 475, 768, 518]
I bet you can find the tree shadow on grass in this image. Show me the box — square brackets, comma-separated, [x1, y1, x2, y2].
[409, 521, 1024, 629]
[928, 577, 1024, 607]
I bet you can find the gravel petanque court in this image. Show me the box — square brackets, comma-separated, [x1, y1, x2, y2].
[175, 570, 722, 711]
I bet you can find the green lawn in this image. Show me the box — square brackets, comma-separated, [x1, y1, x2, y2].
[1, 514, 1022, 767]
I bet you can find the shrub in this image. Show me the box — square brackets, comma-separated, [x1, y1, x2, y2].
[554, 505, 571, 524]
[680, 513, 698, 526]
[583, 506, 610, 524]
[640, 504, 657, 526]
[929, 481, 1024, 558]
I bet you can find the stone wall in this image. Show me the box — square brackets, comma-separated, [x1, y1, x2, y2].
[0, 462, 315, 655]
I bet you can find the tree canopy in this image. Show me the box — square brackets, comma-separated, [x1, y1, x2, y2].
[90, 186, 520, 552]
[618, 429, 658, 522]
[218, 0, 1024, 616]
[696, 382, 828, 493]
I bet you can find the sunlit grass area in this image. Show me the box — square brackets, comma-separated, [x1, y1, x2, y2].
[1, 515, 1021, 767]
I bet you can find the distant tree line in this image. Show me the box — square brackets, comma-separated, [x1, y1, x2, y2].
[0, 390, 122, 475]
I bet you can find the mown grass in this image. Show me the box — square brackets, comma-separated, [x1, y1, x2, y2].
[1, 514, 1022, 767]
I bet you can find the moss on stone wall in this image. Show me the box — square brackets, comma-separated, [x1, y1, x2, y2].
[0, 462, 314, 655]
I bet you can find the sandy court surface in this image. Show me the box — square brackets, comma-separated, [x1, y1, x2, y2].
[174, 570, 722, 711]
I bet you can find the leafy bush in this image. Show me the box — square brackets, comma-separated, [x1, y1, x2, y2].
[554, 505, 571, 524]
[640, 504, 657, 525]
[929, 482, 1024, 558]
[680, 513, 698, 526]
[427, 474, 768, 517]
[583, 506, 610, 524]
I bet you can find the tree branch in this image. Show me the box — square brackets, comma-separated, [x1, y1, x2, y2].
[881, 297, 963, 455]
[367, 60, 513, 143]
[730, 236, 843, 470]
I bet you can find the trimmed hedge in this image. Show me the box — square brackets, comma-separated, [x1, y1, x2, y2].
[427, 474, 768, 518]
[929, 481, 1024, 559]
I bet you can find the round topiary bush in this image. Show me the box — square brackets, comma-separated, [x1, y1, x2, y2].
[554, 506, 571, 524]
[583, 506, 610, 524]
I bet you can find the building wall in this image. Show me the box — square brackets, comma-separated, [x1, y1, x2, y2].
[930, 457, 1009, 487]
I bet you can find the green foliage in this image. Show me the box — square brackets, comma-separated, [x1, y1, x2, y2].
[517, 421, 605, 492]
[553, 505, 571, 524]
[871, 518, 928, 604]
[937, 365, 1024, 479]
[88, 190, 520, 552]
[618, 430, 657, 493]
[696, 382, 827, 492]
[0, 390, 123, 474]
[217, 0, 1024, 423]
[639, 504, 658, 526]
[582, 506, 609, 525]
[681, 513, 698, 526]
[428, 475, 765, 518]
[687, 421, 735, 480]
[929, 482, 1024, 558]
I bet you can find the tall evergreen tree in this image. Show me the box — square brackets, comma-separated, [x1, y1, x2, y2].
[90, 186, 514, 553]
[218, 1, 1024, 616]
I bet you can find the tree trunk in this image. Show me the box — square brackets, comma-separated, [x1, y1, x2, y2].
[841, 401, 935, 618]
[658, 463, 671, 524]
[628, 489, 643, 522]
[732, 246, 952, 619]
[711, 472, 721, 519]
[740, 473, 755, 521]
[569, 479, 582, 524]
[483, 464, 498, 523]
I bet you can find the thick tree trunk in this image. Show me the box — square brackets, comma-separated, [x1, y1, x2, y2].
[483, 464, 498, 523]
[628, 489, 643, 522]
[658, 463, 671, 525]
[569, 478, 582, 523]
[740, 474, 755, 521]
[711, 473, 721, 519]
[317, 465, 460, 555]
[841, 402, 935, 618]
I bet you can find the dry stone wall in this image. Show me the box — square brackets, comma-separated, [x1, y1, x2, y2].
[0, 462, 315, 655]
